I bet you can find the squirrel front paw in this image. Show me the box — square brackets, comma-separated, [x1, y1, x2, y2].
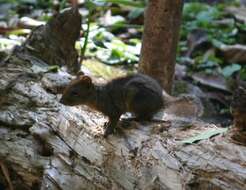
[103, 127, 114, 137]
[103, 122, 115, 137]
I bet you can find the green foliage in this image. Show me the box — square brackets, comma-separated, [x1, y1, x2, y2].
[237, 23, 246, 31]
[196, 54, 222, 68]
[79, 0, 143, 65]
[1, 0, 36, 3]
[82, 59, 127, 79]
[183, 3, 221, 24]
[0, 38, 21, 51]
[0, 0, 53, 9]
[180, 2, 245, 82]
[182, 3, 220, 36]
[190, 52, 222, 75]
[182, 128, 228, 144]
[240, 67, 246, 80]
[47, 65, 59, 73]
[91, 0, 145, 8]
[80, 0, 93, 63]
[31, 64, 59, 74]
[128, 8, 144, 19]
[6, 29, 31, 35]
[181, 3, 236, 44]
[1, 0, 244, 80]
[221, 64, 241, 78]
[36, 0, 53, 8]
[79, 25, 140, 65]
[95, 38, 139, 64]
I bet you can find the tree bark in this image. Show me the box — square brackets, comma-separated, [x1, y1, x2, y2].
[230, 86, 246, 145]
[0, 7, 245, 190]
[19, 7, 81, 74]
[139, 0, 183, 93]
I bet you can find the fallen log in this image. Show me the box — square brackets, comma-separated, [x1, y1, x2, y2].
[0, 8, 245, 190]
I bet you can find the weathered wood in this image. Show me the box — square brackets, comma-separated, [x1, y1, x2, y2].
[16, 7, 81, 74]
[0, 7, 245, 190]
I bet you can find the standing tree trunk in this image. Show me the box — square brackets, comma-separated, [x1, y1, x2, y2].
[139, 0, 183, 93]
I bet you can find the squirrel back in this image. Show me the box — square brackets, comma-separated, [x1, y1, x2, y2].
[60, 74, 164, 120]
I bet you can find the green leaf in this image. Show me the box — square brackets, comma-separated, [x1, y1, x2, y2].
[94, 37, 139, 65]
[31, 64, 59, 74]
[92, 0, 145, 8]
[47, 65, 59, 73]
[7, 29, 31, 35]
[31, 64, 48, 74]
[211, 39, 224, 48]
[0, 38, 21, 51]
[182, 128, 228, 144]
[183, 3, 210, 21]
[237, 23, 246, 31]
[240, 67, 246, 80]
[128, 8, 144, 19]
[221, 64, 241, 78]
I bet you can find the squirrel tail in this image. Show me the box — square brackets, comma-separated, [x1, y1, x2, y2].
[163, 92, 204, 118]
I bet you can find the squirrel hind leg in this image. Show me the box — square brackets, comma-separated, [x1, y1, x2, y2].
[128, 96, 160, 121]
[103, 115, 121, 137]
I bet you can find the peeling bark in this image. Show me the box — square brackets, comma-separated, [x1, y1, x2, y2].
[15, 7, 81, 74]
[0, 7, 245, 190]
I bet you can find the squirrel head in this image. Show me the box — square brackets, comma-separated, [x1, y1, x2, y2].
[60, 75, 95, 106]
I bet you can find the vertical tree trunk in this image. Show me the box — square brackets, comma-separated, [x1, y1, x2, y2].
[139, 0, 183, 93]
[230, 86, 246, 145]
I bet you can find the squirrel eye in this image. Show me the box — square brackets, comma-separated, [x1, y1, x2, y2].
[71, 90, 79, 96]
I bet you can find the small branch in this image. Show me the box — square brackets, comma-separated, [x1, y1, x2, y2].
[0, 161, 13, 190]
[80, 1, 92, 65]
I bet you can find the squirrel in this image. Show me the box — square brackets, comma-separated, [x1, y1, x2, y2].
[60, 73, 203, 137]
[60, 74, 203, 137]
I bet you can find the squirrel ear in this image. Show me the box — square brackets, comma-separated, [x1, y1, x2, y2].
[80, 75, 92, 84]
[76, 71, 85, 77]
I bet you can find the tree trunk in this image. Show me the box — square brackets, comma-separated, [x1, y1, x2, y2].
[230, 86, 246, 145]
[139, 0, 183, 93]
[0, 7, 245, 190]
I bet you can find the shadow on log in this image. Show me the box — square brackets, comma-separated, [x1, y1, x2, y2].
[0, 8, 245, 190]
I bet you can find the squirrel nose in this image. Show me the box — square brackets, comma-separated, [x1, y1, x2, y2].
[60, 97, 64, 104]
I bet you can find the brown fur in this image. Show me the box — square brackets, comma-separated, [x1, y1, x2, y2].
[60, 74, 164, 137]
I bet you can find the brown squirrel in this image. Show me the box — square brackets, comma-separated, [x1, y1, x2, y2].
[60, 74, 164, 136]
[60, 74, 203, 137]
